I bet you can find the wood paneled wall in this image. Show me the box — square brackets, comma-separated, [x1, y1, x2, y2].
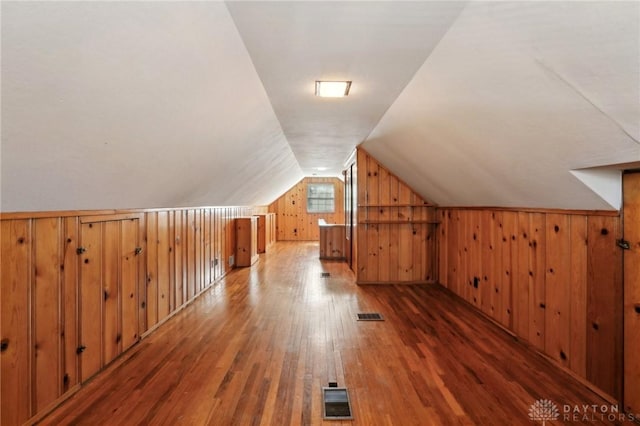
[268, 177, 344, 241]
[319, 223, 346, 260]
[623, 172, 640, 414]
[355, 149, 438, 284]
[437, 208, 623, 401]
[0, 206, 259, 426]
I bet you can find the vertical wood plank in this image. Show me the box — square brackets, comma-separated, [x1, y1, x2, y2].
[460, 211, 470, 303]
[624, 172, 640, 413]
[121, 218, 139, 351]
[378, 166, 390, 282]
[146, 212, 158, 329]
[187, 209, 196, 301]
[514, 212, 530, 338]
[438, 210, 448, 287]
[366, 155, 380, 282]
[204, 209, 212, 285]
[157, 211, 170, 322]
[168, 211, 175, 314]
[138, 215, 147, 337]
[33, 218, 62, 411]
[469, 210, 481, 308]
[480, 211, 493, 316]
[80, 222, 102, 381]
[397, 183, 412, 281]
[528, 213, 546, 350]
[62, 217, 79, 393]
[173, 211, 184, 309]
[491, 211, 503, 319]
[501, 212, 517, 329]
[569, 215, 587, 378]
[195, 210, 202, 293]
[446, 210, 459, 294]
[357, 150, 368, 282]
[1, 219, 32, 425]
[102, 220, 120, 366]
[587, 215, 623, 400]
[545, 214, 571, 367]
[388, 174, 399, 283]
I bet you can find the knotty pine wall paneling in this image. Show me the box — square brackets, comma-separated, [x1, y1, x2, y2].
[157, 211, 171, 323]
[623, 172, 640, 414]
[269, 177, 344, 241]
[1, 219, 32, 426]
[146, 212, 159, 330]
[33, 218, 63, 413]
[355, 148, 437, 284]
[437, 208, 623, 401]
[62, 217, 80, 394]
[586, 215, 622, 401]
[0, 205, 260, 426]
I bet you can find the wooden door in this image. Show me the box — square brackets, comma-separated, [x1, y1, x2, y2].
[624, 171, 640, 413]
[79, 218, 140, 382]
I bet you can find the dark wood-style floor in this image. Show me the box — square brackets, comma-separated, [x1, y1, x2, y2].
[41, 242, 624, 425]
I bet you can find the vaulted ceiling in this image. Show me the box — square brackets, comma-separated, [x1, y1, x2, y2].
[2, 1, 638, 212]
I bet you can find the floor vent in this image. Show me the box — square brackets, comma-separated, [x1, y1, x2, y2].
[321, 272, 331, 278]
[357, 313, 384, 321]
[322, 386, 353, 420]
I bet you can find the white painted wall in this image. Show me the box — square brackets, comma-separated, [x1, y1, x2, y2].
[1, 2, 302, 212]
[364, 1, 639, 210]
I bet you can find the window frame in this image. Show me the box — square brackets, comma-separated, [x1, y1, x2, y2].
[307, 183, 336, 214]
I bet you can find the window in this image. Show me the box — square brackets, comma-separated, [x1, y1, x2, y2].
[307, 183, 335, 213]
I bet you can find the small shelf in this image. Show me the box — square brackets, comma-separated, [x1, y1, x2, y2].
[358, 220, 440, 225]
[358, 204, 433, 208]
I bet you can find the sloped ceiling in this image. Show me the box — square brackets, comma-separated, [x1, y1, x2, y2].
[1, 1, 303, 212]
[2, 1, 638, 213]
[363, 1, 639, 210]
[226, 1, 466, 176]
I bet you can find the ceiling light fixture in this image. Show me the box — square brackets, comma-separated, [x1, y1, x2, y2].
[315, 81, 351, 98]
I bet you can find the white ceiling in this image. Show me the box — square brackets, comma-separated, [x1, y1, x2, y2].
[363, 1, 639, 210]
[1, 1, 639, 212]
[226, 1, 466, 176]
[1, 2, 303, 211]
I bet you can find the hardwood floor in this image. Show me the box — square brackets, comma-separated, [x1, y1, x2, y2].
[41, 242, 626, 425]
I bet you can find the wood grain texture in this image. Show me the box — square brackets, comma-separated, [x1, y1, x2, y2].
[318, 223, 346, 259]
[79, 222, 103, 382]
[33, 218, 62, 411]
[102, 220, 120, 366]
[438, 208, 623, 401]
[544, 213, 571, 368]
[41, 242, 619, 426]
[146, 212, 159, 329]
[1, 206, 256, 425]
[1, 219, 32, 425]
[624, 172, 640, 413]
[268, 177, 345, 241]
[157, 211, 170, 322]
[569, 215, 588, 378]
[355, 148, 437, 284]
[529, 212, 546, 351]
[62, 217, 79, 393]
[121, 218, 139, 351]
[586, 216, 623, 401]
[236, 217, 259, 267]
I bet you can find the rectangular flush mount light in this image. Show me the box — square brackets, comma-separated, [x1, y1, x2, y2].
[315, 81, 351, 97]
